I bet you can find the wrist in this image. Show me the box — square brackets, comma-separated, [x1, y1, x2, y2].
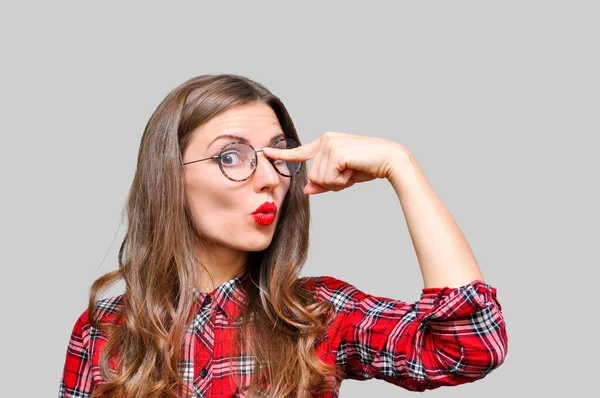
[386, 144, 417, 185]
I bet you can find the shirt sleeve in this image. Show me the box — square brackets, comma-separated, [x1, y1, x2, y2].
[308, 276, 508, 392]
[58, 310, 95, 397]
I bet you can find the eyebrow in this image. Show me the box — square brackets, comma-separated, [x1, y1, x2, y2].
[207, 132, 286, 151]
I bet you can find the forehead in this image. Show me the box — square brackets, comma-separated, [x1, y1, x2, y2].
[191, 103, 283, 147]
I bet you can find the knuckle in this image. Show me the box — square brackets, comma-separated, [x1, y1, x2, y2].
[322, 132, 336, 142]
[331, 146, 343, 158]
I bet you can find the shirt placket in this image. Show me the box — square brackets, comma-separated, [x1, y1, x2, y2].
[193, 294, 216, 397]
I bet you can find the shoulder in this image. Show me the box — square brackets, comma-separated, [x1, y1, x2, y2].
[299, 275, 369, 314]
[73, 294, 126, 331]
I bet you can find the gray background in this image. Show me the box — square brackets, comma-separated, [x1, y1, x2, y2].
[1, 1, 597, 396]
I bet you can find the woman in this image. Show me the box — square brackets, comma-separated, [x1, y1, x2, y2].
[59, 74, 508, 398]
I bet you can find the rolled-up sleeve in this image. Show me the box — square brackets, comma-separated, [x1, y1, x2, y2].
[309, 276, 508, 392]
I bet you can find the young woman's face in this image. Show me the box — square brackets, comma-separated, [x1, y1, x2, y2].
[182, 103, 292, 254]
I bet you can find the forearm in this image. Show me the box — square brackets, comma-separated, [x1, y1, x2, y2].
[386, 145, 484, 289]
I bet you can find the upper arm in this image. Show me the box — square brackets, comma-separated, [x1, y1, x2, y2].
[306, 276, 508, 392]
[58, 311, 95, 397]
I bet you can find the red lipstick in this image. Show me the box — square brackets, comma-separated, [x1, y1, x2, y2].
[251, 202, 277, 226]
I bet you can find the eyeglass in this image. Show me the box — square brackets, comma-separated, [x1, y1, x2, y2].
[182, 138, 302, 182]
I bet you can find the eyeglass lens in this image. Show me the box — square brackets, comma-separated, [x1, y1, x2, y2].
[219, 139, 301, 181]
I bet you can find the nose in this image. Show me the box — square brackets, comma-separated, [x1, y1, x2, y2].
[252, 151, 280, 191]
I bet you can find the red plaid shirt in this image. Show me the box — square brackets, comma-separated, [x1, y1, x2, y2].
[59, 270, 508, 397]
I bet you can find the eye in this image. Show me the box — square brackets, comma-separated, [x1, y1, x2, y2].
[220, 151, 241, 166]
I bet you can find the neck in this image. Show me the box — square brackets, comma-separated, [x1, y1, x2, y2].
[194, 245, 248, 293]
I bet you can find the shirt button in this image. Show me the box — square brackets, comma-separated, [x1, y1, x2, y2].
[200, 368, 208, 378]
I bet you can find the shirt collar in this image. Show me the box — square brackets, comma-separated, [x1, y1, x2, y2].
[191, 268, 251, 322]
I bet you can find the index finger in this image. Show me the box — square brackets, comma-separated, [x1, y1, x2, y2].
[262, 138, 319, 162]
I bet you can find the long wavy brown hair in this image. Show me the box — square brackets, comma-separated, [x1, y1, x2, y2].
[86, 74, 341, 397]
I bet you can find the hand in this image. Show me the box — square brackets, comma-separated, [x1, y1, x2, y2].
[262, 132, 406, 195]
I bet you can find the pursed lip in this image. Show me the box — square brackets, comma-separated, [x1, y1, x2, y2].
[252, 201, 277, 215]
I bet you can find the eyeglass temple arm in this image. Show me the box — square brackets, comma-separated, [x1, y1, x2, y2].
[182, 155, 219, 166]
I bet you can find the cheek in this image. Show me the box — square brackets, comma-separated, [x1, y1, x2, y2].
[185, 175, 238, 232]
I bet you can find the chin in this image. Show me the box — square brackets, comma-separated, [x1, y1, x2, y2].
[249, 241, 273, 252]
[244, 236, 274, 252]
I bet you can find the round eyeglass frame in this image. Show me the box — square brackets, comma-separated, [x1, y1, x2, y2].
[182, 137, 302, 182]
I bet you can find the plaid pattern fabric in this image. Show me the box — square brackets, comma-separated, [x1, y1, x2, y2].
[59, 270, 508, 397]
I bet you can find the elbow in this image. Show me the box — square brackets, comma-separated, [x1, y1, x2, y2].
[450, 345, 508, 380]
[414, 280, 509, 386]
[438, 322, 509, 381]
